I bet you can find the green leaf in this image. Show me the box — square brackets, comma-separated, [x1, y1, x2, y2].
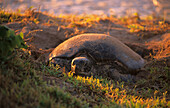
[0, 25, 9, 38]
[9, 29, 15, 37]
[20, 32, 24, 39]
[15, 35, 21, 47]
[0, 25, 27, 61]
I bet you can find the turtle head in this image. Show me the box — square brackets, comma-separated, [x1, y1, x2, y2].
[71, 57, 92, 76]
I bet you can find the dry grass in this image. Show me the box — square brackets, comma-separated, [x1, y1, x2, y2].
[147, 33, 170, 59]
[116, 13, 170, 38]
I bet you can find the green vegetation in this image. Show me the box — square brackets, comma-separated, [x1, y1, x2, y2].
[118, 13, 169, 38]
[0, 9, 21, 23]
[0, 25, 89, 108]
[0, 8, 39, 24]
[0, 25, 27, 61]
[65, 71, 169, 108]
[0, 50, 89, 108]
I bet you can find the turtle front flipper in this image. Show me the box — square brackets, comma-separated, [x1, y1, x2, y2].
[50, 58, 71, 72]
[71, 57, 92, 76]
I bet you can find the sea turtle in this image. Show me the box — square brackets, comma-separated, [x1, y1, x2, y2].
[48, 34, 145, 80]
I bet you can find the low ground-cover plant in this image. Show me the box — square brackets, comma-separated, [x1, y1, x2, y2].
[0, 25, 27, 62]
[0, 25, 89, 108]
[65, 71, 169, 108]
[117, 13, 170, 37]
[0, 49, 90, 108]
[0, 8, 39, 24]
[0, 9, 20, 23]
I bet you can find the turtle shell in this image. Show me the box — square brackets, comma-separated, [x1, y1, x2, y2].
[49, 34, 145, 70]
